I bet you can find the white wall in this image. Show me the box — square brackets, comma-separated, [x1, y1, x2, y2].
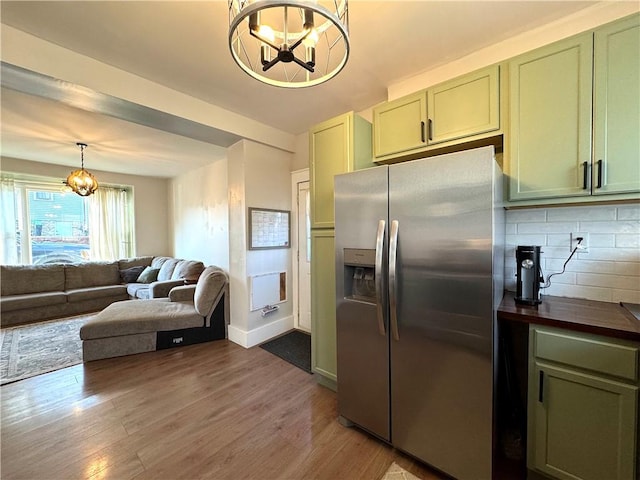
[387, 3, 639, 101]
[169, 159, 230, 270]
[505, 204, 640, 303]
[1, 156, 170, 256]
[227, 140, 294, 347]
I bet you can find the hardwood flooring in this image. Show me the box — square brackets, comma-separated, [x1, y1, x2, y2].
[1, 340, 446, 480]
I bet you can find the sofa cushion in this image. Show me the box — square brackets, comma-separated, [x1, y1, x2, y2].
[120, 266, 145, 283]
[1, 264, 65, 296]
[80, 299, 204, 340]
[157, 258, 181, 281]
[150, 256, 172, 269]
[0, 291, 67, 312]
[194, 267, 227, 317]
[127, 283, 149, 298]
[118, 256, 153, 270]
[65, 262, 120, 290]
[67, 285, 128, 303]
[170, 260, 205, 282]
[137, 267, 160, 284]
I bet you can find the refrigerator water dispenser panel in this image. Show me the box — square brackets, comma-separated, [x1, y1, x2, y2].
[343, 248, 376, 303]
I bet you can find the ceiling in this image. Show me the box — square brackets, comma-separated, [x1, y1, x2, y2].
[0, 1, 600, 178]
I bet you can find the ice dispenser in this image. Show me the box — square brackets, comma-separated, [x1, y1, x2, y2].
[343, 248, 376, 303]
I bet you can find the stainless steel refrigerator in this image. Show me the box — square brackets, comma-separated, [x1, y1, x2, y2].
[334, 146, 504, 480]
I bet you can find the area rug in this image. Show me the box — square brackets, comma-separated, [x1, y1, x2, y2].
[0, 314, 94, 385]
[381, 462, 422, 480]
[259, 330, 312, 374]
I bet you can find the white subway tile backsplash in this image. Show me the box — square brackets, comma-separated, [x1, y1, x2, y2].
[577, 273, 639, 290]
[547, 206, 616, 222]
[517, 222, 577, 234]
[542, 284, 612, 302]
[589, 234, 615, 248]
[615, 262, 640, 276]
[617, 205, 640, 221]
[615, 234, 640, 248]
[506, 234, 546, 246]
[507, 209, 547, 223]
[612, 289, 640, 304]
[505, 204, 640, 303]
[580, 247, 640, 262]
[578, 221, 640, 234]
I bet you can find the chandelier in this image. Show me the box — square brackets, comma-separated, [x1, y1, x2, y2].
[228, 0, 349, 88]
[64, 143, 98, 197]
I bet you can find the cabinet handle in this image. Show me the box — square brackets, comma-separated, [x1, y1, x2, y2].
[596, 159, 603, 189]
[538, 370, 544, 403]
[420, 121, 426, 143]
[582, 161, 589, 190]
[428, 119, 433, 141]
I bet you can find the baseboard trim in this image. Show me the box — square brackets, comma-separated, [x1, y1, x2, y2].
[228, 315, 294, 348]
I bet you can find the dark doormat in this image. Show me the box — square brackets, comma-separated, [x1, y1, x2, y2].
[260, 330, 312, 374]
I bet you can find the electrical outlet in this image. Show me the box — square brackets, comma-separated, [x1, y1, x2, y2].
[570, 232, 589, 253]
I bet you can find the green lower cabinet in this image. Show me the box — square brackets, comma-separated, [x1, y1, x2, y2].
[310, 229, 337, 386]
[529, 362, 637, 480]
[528, 326, 639, 480]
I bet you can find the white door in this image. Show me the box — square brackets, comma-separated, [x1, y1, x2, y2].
[297, 181, 311, 332]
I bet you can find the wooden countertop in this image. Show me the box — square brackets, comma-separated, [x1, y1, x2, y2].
[498, 291, 640, 342]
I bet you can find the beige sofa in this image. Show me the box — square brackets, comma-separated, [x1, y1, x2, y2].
[80, 266, 229, 362]
[0, 256, 205, 327]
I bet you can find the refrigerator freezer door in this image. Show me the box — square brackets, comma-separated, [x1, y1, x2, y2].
[335, 165, 390, 441]
[389, 147, 496, 479]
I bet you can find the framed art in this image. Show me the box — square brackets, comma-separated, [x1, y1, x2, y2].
[248, 207, 291, 250]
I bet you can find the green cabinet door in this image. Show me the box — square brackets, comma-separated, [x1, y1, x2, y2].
[309, 112, 372, 229]
[310, 229, 336, 383]
[373, 91, 427, 158]
[310, 114, 351, 229]
[427, 65, 500, 145]
[529, 362, 637, 480]
[509, 33, 593, 200]
[593, 14, 640, 195]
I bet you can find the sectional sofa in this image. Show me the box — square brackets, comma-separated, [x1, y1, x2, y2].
[0, 256, 205, 327]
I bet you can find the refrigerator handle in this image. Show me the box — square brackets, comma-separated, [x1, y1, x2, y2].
[389, 220, 400, 341]
[375, 220, 386, 337]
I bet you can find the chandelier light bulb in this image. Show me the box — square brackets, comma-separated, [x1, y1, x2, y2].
[228, 0, 349, 88]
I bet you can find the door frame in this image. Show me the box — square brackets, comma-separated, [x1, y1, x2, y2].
[291, 168, 310, 331]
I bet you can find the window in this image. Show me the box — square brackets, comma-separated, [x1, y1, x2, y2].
[28, 188, 90, 264]
[0, 179, 135, 265]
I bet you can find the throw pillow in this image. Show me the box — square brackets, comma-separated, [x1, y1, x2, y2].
[136, 266, 160, 284]
[119, 266, 145, 283]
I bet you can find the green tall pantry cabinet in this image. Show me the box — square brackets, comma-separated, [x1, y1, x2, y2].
[309, 112, 372, 388]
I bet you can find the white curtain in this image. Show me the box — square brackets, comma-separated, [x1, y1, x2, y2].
[88, 186, 133, 261]
[0, 177, 19, 265]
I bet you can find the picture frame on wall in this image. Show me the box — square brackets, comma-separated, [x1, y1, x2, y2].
[248, 207, 291, 250]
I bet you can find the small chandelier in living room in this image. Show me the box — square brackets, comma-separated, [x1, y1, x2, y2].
[228, 0, 349, 88]
[64, 142, 98, 197]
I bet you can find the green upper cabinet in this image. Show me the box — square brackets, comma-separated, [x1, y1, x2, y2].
[373, 65, 501, 162]
[508, 33, 594, 201]
[309, 112, 372, 229]
[427, 65, 500, 145]
[373, 91, 427, 158]
[508, 13, 640, 203]
[593, 14, 640, 195]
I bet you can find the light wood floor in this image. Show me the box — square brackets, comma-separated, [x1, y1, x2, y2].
[0, 339, 446, 480]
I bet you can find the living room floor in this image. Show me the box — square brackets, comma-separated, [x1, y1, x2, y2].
[0, 339, 444, 480]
